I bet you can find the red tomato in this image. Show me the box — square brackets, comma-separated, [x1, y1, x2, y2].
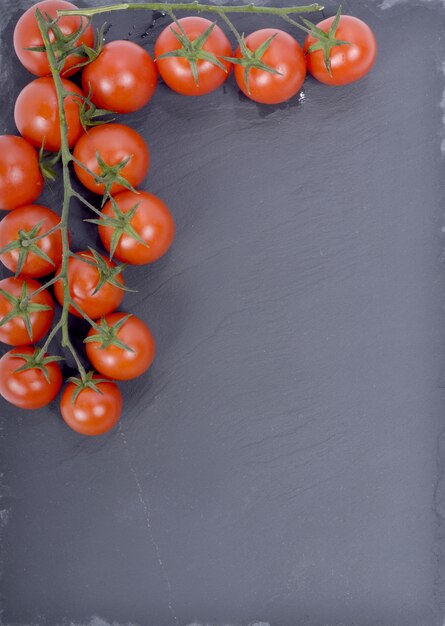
[82, 40, 158, 113]
[0, 276, 54, 346]
[234, 29, 306, 104]
[0, 347, 62, 409]
[14, 0, 94, 77]
[72, 124, 150, 196]
[14, 77, 84, 151]
[99, 190, 174, 265]
[0, 136, 43, 211]
[85, 312, 156, 380]
[304, 15, 377, 86]
[60, 376, 122, 435]
[155, 16, 232, 96]
[0, 204, 62, 278]
[53, 250, 125, 320]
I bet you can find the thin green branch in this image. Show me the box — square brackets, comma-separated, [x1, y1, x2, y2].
[37, 319, 63, 358]
[216, 10, 244, 46]
[36, 9, 87, 382]
[71, 190, 103, 216]
[69, 300, 103, 331]
[31, 223, 62, 242]
[59, 2, 324, 18]
[29, 275, 59, 298]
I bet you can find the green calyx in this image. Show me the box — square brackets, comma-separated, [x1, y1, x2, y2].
[77, 84, 116, 133]
[13, 348, 63, 383]
[67, 370, 109, 403]
[76, 247, 134, 294]
[0, 281, 52, 341]
[299, 5, 350, 75]
[39, 144, 61, 181]
[0, 220, 57, 277]
[156, 19, 228, 86]
[31, 10, 104, 74]
[223, 33, 283, 94]
[85, 197, 148, 260]
[91, 152, 137, 206]
[84, 314, 134, 352]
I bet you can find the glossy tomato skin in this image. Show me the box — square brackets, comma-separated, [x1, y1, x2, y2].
[0, 347, 62, 409]
[60, 377, 122, 435]
[304, 16, 377, 86]
[82, 41, 158, 113]
[53, 250, 124, 320]
[0, 277, 54, 346]
[14, 77, 84, 151]
[14, 0, 94, 78]
[73, 124, 150, 196]
[234, 29, 306, 104]
[100, 190, 175, 265]
[0, 136, 43, 211]
[0, 205, 62, 277]
[155, 16, 232, 96]
[86, 312, 156, 380]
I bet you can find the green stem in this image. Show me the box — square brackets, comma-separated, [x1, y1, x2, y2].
[31, 223, 62, 242]
[36, 10, 87, 381]
[69, 300, 102, 331]
[37, 319, 63, 358]
[71, 190, 101, 215]
[59, 2, 324, 18]
[216, 10, 244, 45]
[29, 275, 59, 298]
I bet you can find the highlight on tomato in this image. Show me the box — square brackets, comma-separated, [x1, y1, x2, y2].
[72, 123, 150, 197]
[0, 204, 62, 278]
[82, 40, 158, 114]
[13, 0, 95, 77]
[53, 249, 125, 320]
[0, 276, 54, 346]
[95, 190, 175, 265]
[14, 77, 84, 151]
[303, 8, 377, 85]
[231, 28, 306, 104]
[85, 312, 156, 380]
[0, 136, 44, 211]
[60, 373, 122, 436]
[155, 16, 232, 96]
[0, 347, 62, 410]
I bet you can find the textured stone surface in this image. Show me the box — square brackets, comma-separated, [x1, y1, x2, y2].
[1, 1, 445, 625]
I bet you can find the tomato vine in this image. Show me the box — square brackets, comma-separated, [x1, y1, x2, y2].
[32, 1, 324, 388]
[0, 0, 377, 433]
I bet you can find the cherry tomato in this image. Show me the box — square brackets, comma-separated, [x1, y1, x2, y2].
[304, 15, 377, 86]
[99, 190, 175, 265]
[14, 0, 94, 78]
[14, 77, 84, 151]
[60, 376, 122, 435]
[72, 124, 150, 196]
[53, 250, 124, 320]
[0, 347, 62, 409]
[0, 136, 43, 211]
[0, 276, 54, 346]
[82, 40, 158, 114]
[155, 16, 232, 96]
[234, 29, 306, 104]
[0, 204, 62, 278]
[85, 312, 156, 380]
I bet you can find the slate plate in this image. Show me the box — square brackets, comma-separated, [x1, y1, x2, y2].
[1, 0, 445, 625]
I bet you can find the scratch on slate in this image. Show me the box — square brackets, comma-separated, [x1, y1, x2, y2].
[119, 427, 178, 625]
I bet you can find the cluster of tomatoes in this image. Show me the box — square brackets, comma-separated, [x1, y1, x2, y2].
[0, 0, 377, 436]
[0, 0, 177, 435]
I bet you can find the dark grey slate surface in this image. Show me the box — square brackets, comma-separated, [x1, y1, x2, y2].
[1, 0, 445, 625]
